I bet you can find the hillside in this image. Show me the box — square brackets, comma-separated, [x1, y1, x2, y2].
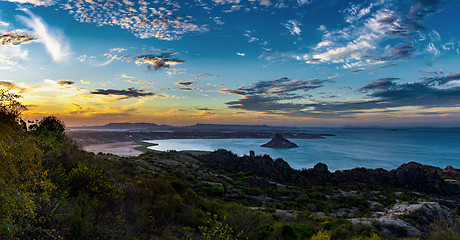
[1, 90, 459, 240]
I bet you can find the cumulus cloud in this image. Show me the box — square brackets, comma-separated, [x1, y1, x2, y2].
[18, 9, 70, 62]
[297, 0, 445, 67]
[90, 88, 163, 99]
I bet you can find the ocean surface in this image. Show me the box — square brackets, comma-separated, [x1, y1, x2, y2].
[145, 128, 460, 171]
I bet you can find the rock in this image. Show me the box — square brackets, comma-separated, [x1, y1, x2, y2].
[261, 134, 298, 148]
[439, 165, 460, 181]
[390, 162, 447, 194]
[313, 163, 328, 173]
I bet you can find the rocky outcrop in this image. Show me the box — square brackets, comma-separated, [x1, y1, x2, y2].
[351, 202, 454, 238]
[197, 150, 458, 195]
[390, 162, 447, 194]
[439, 165, 460, 181]
[261, 134, 298, 148]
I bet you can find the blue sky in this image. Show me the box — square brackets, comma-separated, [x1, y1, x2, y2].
[1, 0, 460, 126]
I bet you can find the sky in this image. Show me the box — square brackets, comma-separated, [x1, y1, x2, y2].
[1, 0, 460, 127]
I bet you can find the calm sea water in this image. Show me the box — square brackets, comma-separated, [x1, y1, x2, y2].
[145, 128, 460, 171]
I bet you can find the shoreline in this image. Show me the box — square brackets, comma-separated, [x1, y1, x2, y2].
[84, 141, 147, 157]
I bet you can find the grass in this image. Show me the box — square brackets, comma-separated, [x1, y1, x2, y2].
[134, 141, 159, 153]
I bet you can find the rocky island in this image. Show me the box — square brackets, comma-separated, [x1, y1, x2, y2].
[261, 133, 299, 148]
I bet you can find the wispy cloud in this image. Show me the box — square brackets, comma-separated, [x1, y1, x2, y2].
[18, 9, 70, 62]
[2, 0, 54, 6]
[175, 73, 218, 87]
[126, 79, 154, 84]
[221, 77, 324, 96]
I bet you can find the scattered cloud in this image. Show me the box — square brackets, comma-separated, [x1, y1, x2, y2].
[56, 80, 74, 86]
[176, 81, 193, 86]
[0, 80, 29, 93]
[80, 80, 92, 84]
[283, 20, 301, 36]
[179, 87, 196, 91]
[175, 73, 218, 86]
[0, 30, 37, 45]
[134, 54, 184, 71]
[196, 107, 213, 111]
[221, 72, 460, 118]
[221, 77, 324, 96]
[237, 52, 245, 56]
[60, 0, 206, 40]
[110, 48, 127, 53]
[121, 74, 134, 79]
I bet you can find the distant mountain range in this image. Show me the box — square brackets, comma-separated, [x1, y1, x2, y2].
[68, 122, 302, 131]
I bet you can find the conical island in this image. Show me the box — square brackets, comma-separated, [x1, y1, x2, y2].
[261, 134, 299, 148]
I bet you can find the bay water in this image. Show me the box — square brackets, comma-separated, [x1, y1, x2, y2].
[145, 128, 460, 171]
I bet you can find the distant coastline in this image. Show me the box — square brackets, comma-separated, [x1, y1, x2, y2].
[67, 122, 334, 146]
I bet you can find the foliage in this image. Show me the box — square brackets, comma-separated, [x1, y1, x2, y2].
[0, 89, 27, 124]
[30, 115, 66, 135]
[0, 121, 54, 238]
[198, 213, 244, 240]
[310, 230, 331, 240]
[427, 217, 460, 240]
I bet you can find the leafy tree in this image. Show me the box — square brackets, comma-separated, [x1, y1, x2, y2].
[0, 89, 27, 125]
[35, 115, 66, 134]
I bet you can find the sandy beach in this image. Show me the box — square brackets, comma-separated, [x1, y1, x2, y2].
[84, 141, 143, 157]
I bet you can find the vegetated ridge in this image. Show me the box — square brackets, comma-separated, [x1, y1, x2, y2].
[1, 89, 459, 240]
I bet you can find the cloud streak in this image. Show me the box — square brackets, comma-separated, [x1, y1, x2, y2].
[90, 88, 164, 99]
[2, 0, 54, 6]
[18, 9, 70, 62]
